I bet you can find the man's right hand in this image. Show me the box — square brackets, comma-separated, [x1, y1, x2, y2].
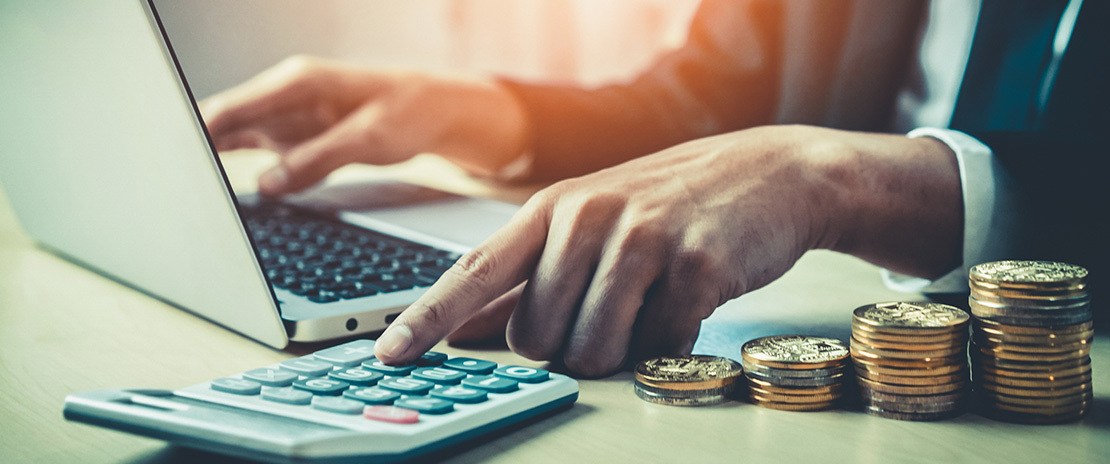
[199, 56, 530, 195]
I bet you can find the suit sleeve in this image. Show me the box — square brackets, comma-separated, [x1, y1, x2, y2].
[498, 0, 785, 181]
[967, 0, 1110, 292]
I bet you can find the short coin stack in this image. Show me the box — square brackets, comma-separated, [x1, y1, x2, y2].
[740, 335, 850, 411]
[968, 260, 1094, 424]
[633, 355, 744, 406]
[851, 302, 970, 421]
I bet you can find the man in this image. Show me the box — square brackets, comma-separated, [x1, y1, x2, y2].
[200, 0, 1107, 377]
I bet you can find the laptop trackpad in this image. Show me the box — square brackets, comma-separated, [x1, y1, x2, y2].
[281, 180, 519, 250]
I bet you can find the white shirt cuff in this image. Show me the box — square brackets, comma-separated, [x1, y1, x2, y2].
[882, 127, 1016, 293]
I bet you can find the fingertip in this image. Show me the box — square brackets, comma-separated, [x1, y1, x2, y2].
[258, 166, 290, 196]
[374, 323, 414, 363]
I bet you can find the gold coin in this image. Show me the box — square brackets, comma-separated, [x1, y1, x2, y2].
[989, 400, 1091, 416]
[973, 317, 1093, 335]
[749, 398, 838, 411]
[979, 390, 1093, 408]
[851, 324, 968, 342]
[976, 372, 1092, 389]
[855, 376, 966, 395]
[972, 333, 1091, 354]
[748, 390, 843, 404]
[745, 377, 843, 395]
[864, 405, 964, 421]
[967, 295, 1087, 317]
[974, 344, 1090, 362]
[969, 280, 1087, 300]
[972, 353, 1091, 373]
[968, 305, 1093, 329]
[975, 358, 1092, 379]
[973, 326, 1094, 345]
[861, 397, 964, 414]
[978, 380, 1091, 398]
[855, 367, 967, 386]
[852, 302, 969, 335]
[850, 345, 967, 368]
[969, 287, 1090, 307]
[741, 335, 849, 370]
[853, 359, 967, 377]
[969, 260, 1088, 289]
[851, 337, 966, 359]
[850, 331, 966, 351]
[862, 388, 966, 405]
[633, 384, 730, 406]
[634, 355, 743, 391]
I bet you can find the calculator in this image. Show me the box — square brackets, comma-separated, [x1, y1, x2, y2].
[63, 340, 579, 463]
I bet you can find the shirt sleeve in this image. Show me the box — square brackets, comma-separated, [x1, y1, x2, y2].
[881, 127, 1019, 293]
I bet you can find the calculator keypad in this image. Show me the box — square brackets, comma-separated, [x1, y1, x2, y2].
[243, 368, 297, 387]
[208, 340, 554, 426]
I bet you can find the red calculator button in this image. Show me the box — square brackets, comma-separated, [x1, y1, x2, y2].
[363, 405, 419, 424]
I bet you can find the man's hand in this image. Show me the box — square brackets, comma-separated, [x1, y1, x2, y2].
[373, 125, 964, 377]
[199, 56, 530, 195]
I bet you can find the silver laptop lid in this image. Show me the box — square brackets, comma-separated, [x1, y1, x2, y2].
[0, 0, 288, 348]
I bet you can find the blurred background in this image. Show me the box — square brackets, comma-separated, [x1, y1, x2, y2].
[154, 0, 701, 99]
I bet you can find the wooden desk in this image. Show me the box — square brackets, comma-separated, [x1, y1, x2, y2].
[1, 153, 1107, 463]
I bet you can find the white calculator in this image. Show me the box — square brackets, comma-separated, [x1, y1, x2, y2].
[63, 340, 579, 463]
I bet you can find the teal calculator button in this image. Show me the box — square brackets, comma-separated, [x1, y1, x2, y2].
[293, 378, 350, 396]
[361, 359, 417, 376]
[262, 387, 313, 405]
[379, 377, 434, 395]
[396, 397, 454, 414]
[329, 367, 384, 386]
[442, 357, 496, 374]
[343, 387, 400, 405]
[417, 351, 448, 366]
[412, 367, 466, 385]
[312, 396, 365, 415]
[211, 377, 261, 395]
[430, 385, 488, 404]
[314, 340, 376, 367]
[279, 357, 332, 377]
[462, 375, 519, 393]
[493, 366, 550, 383]
[242, 368, 297, 387]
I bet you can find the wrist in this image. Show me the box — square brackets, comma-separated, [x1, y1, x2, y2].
[804, 130, 963, 279]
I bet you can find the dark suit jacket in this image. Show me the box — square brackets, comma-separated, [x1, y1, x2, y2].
[501, 0, 1109, 305]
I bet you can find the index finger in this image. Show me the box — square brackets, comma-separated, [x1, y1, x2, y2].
[373, 198, 551, 364]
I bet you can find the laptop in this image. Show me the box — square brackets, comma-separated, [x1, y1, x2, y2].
[0, 0, 517, 348]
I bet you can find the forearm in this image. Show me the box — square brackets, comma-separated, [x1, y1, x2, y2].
[501, 0, 783, 181]
[809, 129, 964, 279]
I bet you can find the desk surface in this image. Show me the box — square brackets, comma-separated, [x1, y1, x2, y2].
[1, 153, 1107, 464]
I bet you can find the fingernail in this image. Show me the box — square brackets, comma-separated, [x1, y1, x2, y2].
[376, 323, 413, 360]
[259, 166, 289, 194]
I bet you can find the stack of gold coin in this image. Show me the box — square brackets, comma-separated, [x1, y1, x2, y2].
[633, 355, 744, 406]
[968, 260, 1094, 424]
[851, 302, 970, 421]
[740, 335, 850, 411]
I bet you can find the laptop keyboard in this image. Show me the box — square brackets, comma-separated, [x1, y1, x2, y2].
[240, 203, 461, 303]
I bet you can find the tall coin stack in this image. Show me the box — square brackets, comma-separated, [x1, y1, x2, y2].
[633, 355, 744, 406]
[851, 302, 970, 421]
[740, 335, 850, 411]
[968, 260, 1094, 424]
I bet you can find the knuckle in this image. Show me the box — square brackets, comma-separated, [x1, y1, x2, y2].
[614, 222, 660, 253]
[277, 54, 321, 76]
[446, 247, 498, 288]
[670, 247, 719, 283]
[527, 183, 565, 210]
[407, 298, 453, 330]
